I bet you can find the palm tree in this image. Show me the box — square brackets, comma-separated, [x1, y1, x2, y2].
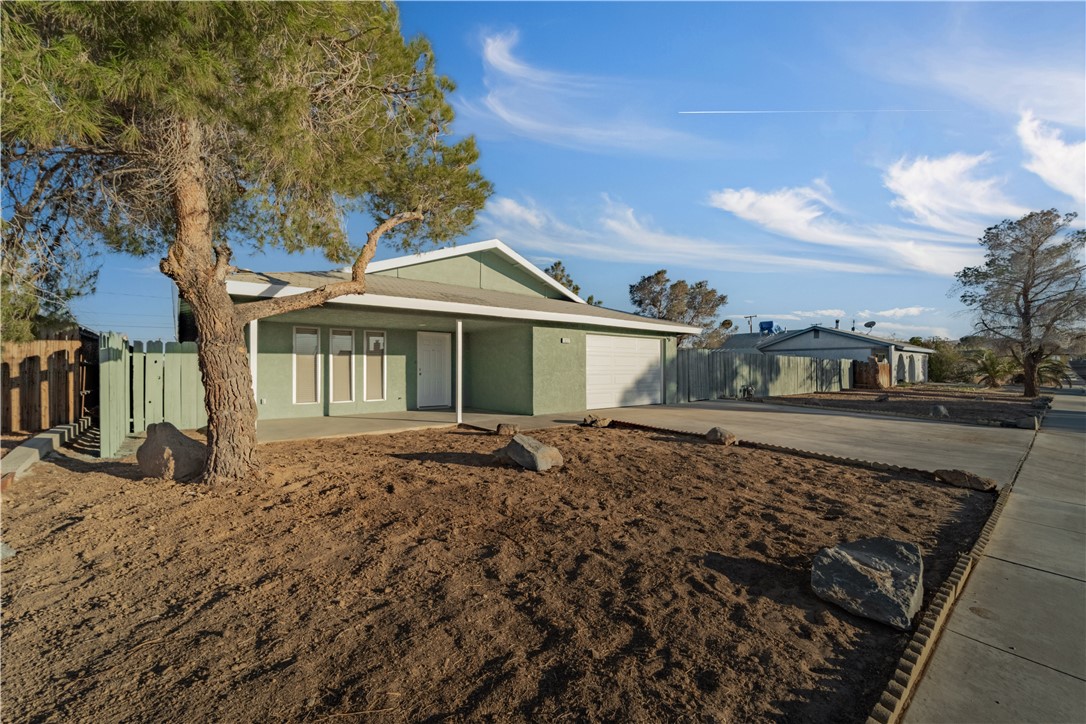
[966, 349, 1019, 388]
[1038, 359, 1072, 388]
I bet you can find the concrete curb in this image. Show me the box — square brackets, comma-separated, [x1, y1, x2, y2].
[0, 416, 92, 483]
[766, 397, 1048, 429]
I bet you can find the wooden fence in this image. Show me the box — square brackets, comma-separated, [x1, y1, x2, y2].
[676, 349, 851, 402]
[1, 339, 87, 433]
[99, 333, 207, 458]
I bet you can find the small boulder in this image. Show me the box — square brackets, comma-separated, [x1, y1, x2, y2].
[136, 422, 208, 482]
[875, 393, 890, 402]
[811, 537, 924, 631]
[933, 469, 997, 492]
[931, 405, 950, 418]
[495, 423, 520, 436]
[497, 434, 564, 472]
[581, 414, 612, 428]
[1030, 398, 1052, 410]
[1, 542, 16, 560]
[1015, 416, 1039, 430]
[706, 427, 737, 446]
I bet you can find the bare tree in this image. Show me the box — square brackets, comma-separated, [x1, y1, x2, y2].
[955, 210, 1086, 397]
[629, 270, 729, 348]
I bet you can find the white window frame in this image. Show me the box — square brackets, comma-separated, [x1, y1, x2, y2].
[329, 328, 356, 404]
[292, 326, 321, 405]
[363, 330, 387, 402]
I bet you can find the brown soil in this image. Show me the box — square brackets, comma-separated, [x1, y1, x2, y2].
[1, 426, 993, 723]
[776, 384, 1039, 425]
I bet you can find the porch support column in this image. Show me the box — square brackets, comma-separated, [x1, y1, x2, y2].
[455, 319, 463, 424]
[248, 319, 259, 422]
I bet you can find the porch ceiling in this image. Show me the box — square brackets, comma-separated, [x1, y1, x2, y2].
[252, 304, 521, 333]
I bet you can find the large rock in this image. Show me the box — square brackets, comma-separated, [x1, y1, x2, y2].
[933, 469, 997, 492]
[811, 537, 924, 631]
[497, 434, 564, 472]
[706, 427, 737, 446]
[581, 414, 612, 428]
[495, 423, 520, 436]
[1015, 416, 1039, 430]
[137, 422, 208, 482]
[931, 405, 950, 418]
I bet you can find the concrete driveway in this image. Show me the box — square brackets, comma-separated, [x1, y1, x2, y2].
[593, 400, 1036, 486]
[257, 399, 1035, 487]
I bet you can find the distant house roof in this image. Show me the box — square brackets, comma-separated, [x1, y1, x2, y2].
[227, 270, 701, 335]
[720, 332, 771, 354]
[758, 325, 933, 354]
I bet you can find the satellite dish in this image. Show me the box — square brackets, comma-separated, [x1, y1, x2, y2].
[863, 321, 876, 334]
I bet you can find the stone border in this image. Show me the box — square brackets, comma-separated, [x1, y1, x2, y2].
[765, 397, 1049, 429]
[610, 419, 982, 484]
[0, 416, 92, 483]
[604, 416, 1025, 724]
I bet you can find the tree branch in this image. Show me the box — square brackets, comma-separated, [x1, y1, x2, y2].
[235, 210, 424, 323]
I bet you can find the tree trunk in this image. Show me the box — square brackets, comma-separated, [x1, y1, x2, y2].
[1022, 354, 1040, 398]
[161, 119, 257, 484]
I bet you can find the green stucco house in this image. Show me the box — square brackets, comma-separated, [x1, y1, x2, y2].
[224, 240, 699, 421]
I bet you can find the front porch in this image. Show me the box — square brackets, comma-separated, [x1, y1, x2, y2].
[254, 408, 592, 444]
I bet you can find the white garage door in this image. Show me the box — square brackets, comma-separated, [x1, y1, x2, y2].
[586, 335, 663, 409]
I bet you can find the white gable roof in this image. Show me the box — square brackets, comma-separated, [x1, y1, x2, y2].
[367, 238, 585, 304]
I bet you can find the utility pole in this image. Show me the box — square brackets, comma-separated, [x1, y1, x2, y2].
[743, 314, 758, 333]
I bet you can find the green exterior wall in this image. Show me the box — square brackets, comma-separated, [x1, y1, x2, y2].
[252, 319, 680, 420]
[372, 250, 562, 299]
[531, 326, 587, 414]
[253, 321, 416, 419]
[529, 326, 678, 414]
[464, 326, 533, 414]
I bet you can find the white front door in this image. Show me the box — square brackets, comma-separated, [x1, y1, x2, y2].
[417, 331, 452, 408]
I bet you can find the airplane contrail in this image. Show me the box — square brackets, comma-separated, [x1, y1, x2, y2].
[679, 109, 945, 114]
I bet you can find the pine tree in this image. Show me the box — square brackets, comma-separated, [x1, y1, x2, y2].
[3, 2, 491, 482]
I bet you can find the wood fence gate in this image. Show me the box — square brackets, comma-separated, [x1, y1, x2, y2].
[99, 333, 207, 458]
[2, 339, 87, 433]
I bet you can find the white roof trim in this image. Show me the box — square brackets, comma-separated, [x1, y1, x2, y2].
[228, 280, 700, 335]
[365, 239, 585, 304]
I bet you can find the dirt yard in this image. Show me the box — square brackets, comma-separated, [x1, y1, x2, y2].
[775, 384, 1041, 425]
[1, 426, 994, 723]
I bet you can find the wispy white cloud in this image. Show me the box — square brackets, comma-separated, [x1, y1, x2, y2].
[881, 42, 1085, 128]
[1017, 111, 1086, 206]
[459, 30, 716, 156]
[884, 153, 1029, 236]
[479, 195, 882, 275]
[857, 306, 935, 319]
[707, 178, 984, 276]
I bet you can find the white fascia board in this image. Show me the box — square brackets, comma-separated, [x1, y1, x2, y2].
[364, 238, 585, 304]
[228, 280, 699, 335]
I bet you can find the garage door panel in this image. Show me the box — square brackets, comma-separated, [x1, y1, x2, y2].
[586, 335, 662, 409]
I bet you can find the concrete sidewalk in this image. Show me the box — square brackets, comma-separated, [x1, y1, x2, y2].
[903, 388, 1086, 723]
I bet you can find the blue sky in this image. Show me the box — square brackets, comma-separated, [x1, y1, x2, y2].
[73, 1, 1086, 341]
